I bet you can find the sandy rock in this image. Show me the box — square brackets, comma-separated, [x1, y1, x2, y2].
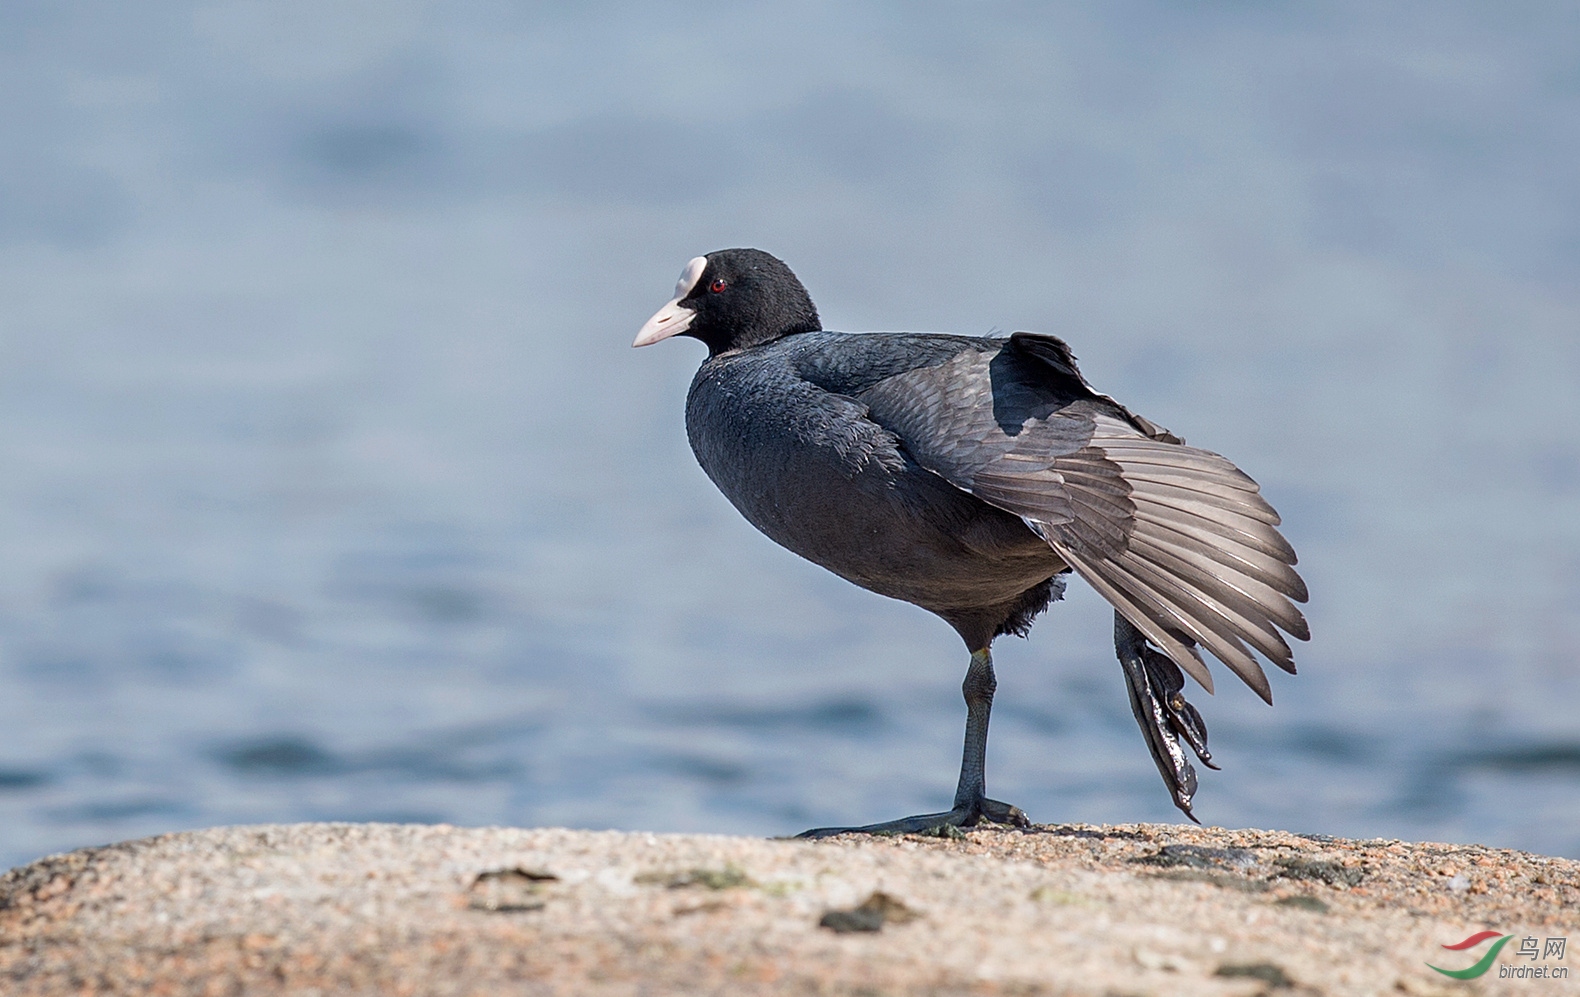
[1, 822, 1574, 995]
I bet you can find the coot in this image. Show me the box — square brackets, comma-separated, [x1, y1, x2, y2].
[635, 248, 1308, 836]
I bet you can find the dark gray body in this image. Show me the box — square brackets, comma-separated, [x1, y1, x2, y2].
[684, 326, 1306, 705]
[687, 331, 1089, 650]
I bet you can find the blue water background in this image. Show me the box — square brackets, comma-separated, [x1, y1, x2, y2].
[2, 2, 1578, 868]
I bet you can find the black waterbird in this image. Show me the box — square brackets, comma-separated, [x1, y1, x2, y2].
[634, 249, 1309, 836]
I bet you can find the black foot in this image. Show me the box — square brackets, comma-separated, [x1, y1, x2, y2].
[796, 797, 1030, 839]
[1115, 614, 1217, 822]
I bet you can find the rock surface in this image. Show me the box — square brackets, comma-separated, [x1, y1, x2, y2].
[1, 821, 1574, 996]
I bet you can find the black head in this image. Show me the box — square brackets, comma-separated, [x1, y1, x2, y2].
[633, 248, 821, 357]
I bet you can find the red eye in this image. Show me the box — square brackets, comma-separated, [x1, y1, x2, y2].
[709, 278, 728, 293]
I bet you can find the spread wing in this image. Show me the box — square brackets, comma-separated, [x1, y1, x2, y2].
[857, 333, 1309, 702]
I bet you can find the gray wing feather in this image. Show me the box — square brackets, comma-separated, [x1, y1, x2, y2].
[1045, 415, 1308, 701]
[859, 343, 1308, 703]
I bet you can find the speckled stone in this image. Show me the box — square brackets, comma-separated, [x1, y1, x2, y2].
[2, 822, 1574, 995]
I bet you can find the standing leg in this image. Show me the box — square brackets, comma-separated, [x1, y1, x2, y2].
[951, 647, 993, 810]
[798, 646, 1029, 838]
[955, 647, 1027, 825]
